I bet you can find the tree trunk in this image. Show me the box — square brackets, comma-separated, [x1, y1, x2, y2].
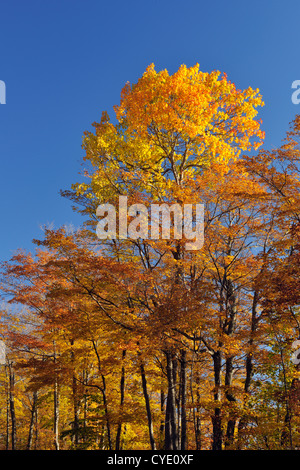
[116, 350, 126, 450]
[140, 361, 156, 450]
[195, 395, 202, 449]
[82, 369, 88, 445]
[70, 340, 79, 448]
[190, 351, 201, 449]
[91, 339, 112, 450]
[8, 362, 16, 450]
[180, 349, 187, 450]
[165, 350, 178, 450]
[34, 405, 38, 449]
[237, 290, 259, 449]
[212, 350, 222, 450]
[224, 278, 237, 448]
[27, 391, 38, 450]
[245, 291, 258, 394]
[101, 374, 112, 450]
[160, 389, 165, 449]
[5, 364, 9, 450]
[72, 373, 80, 448]
[224, 356, 236, 448]
[279, 347, 293, 449]
[54, 377, 60, 450]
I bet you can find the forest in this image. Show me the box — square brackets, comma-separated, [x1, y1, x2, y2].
[1, 63, 300, 451]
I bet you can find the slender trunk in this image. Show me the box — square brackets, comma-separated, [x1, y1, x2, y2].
[101, 374, 112, 450]
[51, 341, 60, 451]
[224, 278, 237, 448]
[165, 381, 172, 449]
[245, 291, 258, 394]
[54, 377, 60, 450]
[82, 368, 88, 444]
[91, 339, 112, 450]
[53, 341, 60, 451]
[160, 389, 165, 449]
[172, 357, 179, 449]
[99, 422, 104, 449]
[27, 391, 38, 450]
[34, 405, 38, 449]
[180, 349, 187, 450]
[116, 350, 126, 450]
[224, 356, 236, 448]
[212, 350, 222, 450]
[237, 291, 259, 448]
[165, 351, 178, 450]
[190, 348, 201, 450]
[195, 383, 202, 450]
[281, 404, 293, 449]
[279, 346, 293, 449]
[5, 364, 9, 450]
[140, 361, 156, 450]
[172, 357, 179, 450]
[8, 362, 16, 450]
[70, 340, 79, 448]
[72, 373, 79, 448]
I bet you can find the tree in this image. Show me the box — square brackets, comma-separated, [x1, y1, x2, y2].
[62, 63, 265, 450]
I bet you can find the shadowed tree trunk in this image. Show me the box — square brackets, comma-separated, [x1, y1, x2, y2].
[140, 361, 156, 450]
[165, 350, 178, 450]
[212, 350, 222, 450]
[116, 350, 126, 450]
[224, 355, 236, 448]
[237, 290, 259, 449]
[27, 391, 38, 450]
[180, 349, 187, 450]
[8, 362, 16, 450]
[54, 376, 60, 450]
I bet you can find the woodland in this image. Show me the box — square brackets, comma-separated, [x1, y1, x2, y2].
[1, 64, 300, 450]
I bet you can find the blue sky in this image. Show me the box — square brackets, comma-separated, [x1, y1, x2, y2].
[0, 0, 299, 261]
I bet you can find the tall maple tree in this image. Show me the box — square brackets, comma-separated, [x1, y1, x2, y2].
[61, 63, 266, 450]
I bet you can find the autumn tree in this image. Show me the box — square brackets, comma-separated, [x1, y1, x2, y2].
[61, 63, 265, 450]
[237, 115, 300, 449]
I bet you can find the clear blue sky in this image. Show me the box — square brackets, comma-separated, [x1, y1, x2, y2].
[0, 0, 299, 261]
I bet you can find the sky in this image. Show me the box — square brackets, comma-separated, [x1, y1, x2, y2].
[0, 0, 300, 261]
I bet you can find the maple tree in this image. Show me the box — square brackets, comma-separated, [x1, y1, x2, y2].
[0, 64, 300, 450]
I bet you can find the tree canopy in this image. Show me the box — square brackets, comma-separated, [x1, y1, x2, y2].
[1, 64, 300, 451]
